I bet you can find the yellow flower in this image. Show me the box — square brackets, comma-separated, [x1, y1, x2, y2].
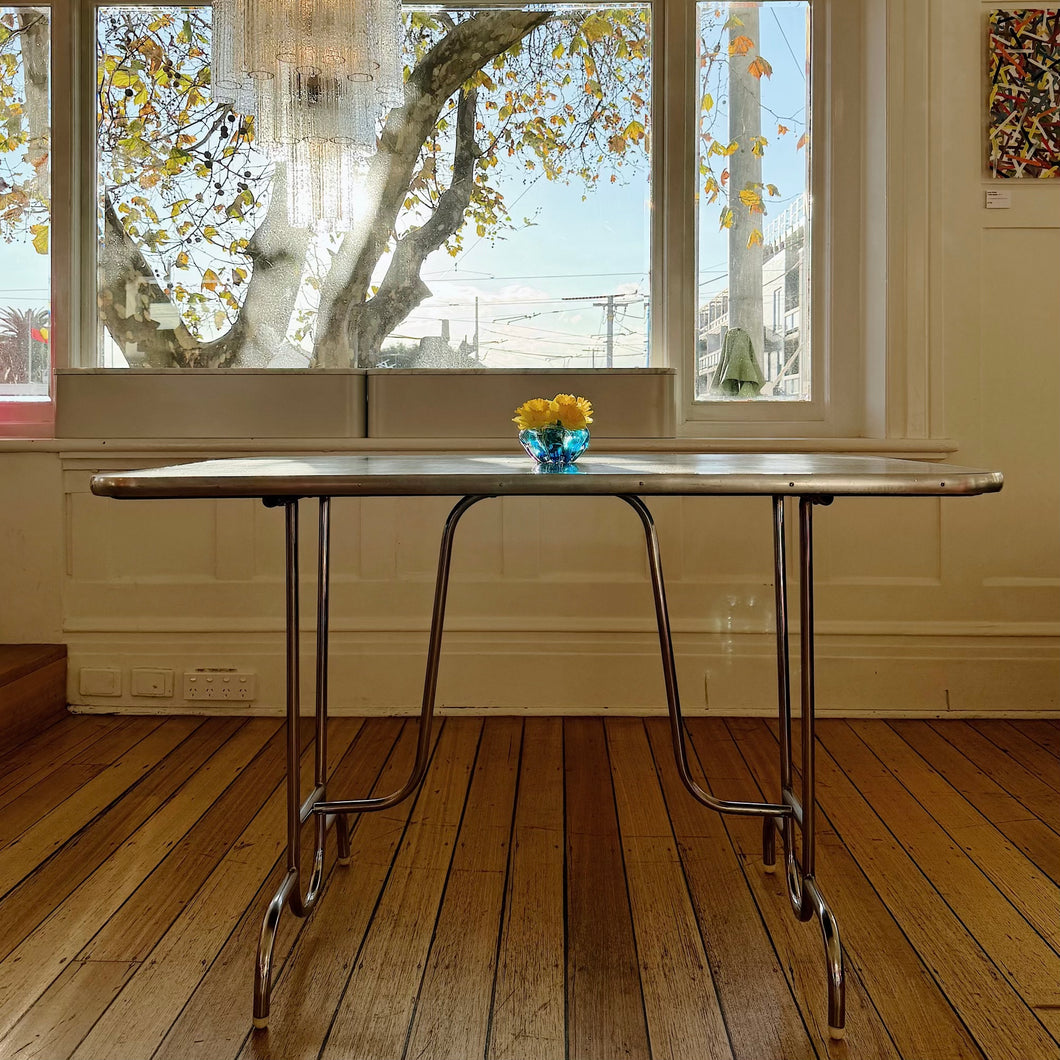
[552, 393, 594, 430]
[513, 397, 557, 431]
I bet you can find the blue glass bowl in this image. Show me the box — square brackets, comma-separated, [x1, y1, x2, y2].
[519, 426, 590, 467]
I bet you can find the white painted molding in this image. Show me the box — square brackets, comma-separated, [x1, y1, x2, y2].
[65, 629, 1060, 717]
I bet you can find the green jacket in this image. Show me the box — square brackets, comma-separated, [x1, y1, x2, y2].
[709, 326, 765, 398]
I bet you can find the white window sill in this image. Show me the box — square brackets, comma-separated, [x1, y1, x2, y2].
[0, 434, 958, 459]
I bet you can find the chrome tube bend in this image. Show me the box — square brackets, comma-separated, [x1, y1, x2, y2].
[619, 494, 790, 820]
[313, 494, 489, 816]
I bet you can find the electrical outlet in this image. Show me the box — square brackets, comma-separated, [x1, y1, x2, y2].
[183, 669, 257, 702]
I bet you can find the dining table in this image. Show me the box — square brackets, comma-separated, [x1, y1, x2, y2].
[91, 451, 1004, 1039]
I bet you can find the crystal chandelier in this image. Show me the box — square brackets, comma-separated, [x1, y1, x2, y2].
[211, 0, 404, 229]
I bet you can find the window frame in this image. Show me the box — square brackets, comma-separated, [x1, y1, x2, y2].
[0, 2, 63, 436]
[34, 0, 946, 451]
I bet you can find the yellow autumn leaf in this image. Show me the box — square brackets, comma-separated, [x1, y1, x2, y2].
[30, 223, 47, 255]
[739, 188, 763, 211]
[175, 250, 190, 268]
[797, 132, 809, 150]
[202, 268, 220, 291]
[719, 207, 734, 229]
[729, 34, 754, 56]
[701, 93, 714, 112]
[747, 228, 764, 247]
[580, 14, 612, 42]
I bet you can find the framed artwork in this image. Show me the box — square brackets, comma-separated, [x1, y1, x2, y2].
[987, 9, 1060, 177]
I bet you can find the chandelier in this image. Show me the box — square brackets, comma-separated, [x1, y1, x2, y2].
[211, 0, 404, 229]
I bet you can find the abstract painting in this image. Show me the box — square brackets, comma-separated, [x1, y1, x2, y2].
[987, 9, 1060, 177]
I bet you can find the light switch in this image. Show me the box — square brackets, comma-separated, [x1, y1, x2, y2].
[79, 667, 122, 696]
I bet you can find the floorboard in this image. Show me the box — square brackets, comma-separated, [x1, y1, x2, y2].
[0, 714, 1057, 1060]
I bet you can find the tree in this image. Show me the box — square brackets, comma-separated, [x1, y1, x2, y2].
[0, 4, 799, 372]
[0, 306, 47, 384]
[89, 7, 651, 368]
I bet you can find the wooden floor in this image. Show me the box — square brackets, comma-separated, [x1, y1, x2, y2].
[0, 713, 1057, 1060]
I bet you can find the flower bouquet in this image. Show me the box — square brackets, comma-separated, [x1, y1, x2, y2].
[512, 394, 594, 467]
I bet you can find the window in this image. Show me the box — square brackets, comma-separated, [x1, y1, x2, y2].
[694, 1, 809, 404]
[43, 0, 928, 445]
[94, 4, 652, 373]
[0, 5, 51, 433]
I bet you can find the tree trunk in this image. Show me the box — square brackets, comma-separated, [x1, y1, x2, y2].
[18, 10, 49, 195]
[313, 10, 550, 368]
[98, 165, 310, 367]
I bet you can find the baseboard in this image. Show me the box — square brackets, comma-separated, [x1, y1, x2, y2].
[64, 629, 1060, 717]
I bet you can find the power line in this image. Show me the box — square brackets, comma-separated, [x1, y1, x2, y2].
[423, 269, 647, 283]
[771, 8, 807, 81]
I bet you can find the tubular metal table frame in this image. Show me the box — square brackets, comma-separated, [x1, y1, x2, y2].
[90, 453, 1003, 1040]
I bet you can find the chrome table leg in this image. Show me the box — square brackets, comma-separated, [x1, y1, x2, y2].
[254, 497, 331, 1029]
[253, 493, 488, 1028]
[764, 496, 846, 1039]
[621, 494, 791, 818]
[311, 494, 487, 816]
[624, 492, 844, 1039]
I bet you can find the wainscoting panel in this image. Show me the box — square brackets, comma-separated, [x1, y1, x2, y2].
[59, 462, 1059, 717]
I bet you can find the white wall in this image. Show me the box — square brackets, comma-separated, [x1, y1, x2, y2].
[0, 0, 1057, 718]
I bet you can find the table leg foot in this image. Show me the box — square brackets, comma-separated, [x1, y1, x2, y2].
[828, 1025, 846, 1041]
[335, 812, 351, 865]
[762, 816, 777, 873]
[805, 876, 846, 1038]
[254, 869, 294, 1031]
[253, 1017, 269, 1031]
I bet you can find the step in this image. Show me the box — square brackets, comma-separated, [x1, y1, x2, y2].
[0, 644, 68, 753]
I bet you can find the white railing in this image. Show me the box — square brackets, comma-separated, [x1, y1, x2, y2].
[764, 193, 806, 249]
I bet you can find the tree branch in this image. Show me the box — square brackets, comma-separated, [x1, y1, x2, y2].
[314, 10, 551, 367]
[355, 85, 482, 355]
[98, 172, 308, 367]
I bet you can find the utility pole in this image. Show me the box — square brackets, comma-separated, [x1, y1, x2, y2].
[474, 296, 479, 360]
[728, 2, 764, 364]
[593, 293, 616, 368]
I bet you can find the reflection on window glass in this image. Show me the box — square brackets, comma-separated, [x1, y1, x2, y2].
[95, 5, 651, 370]
[695, 1, 809, 402]
[0, 7, 50, 398]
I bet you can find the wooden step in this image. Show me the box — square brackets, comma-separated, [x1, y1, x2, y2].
[0, 645, 67, 754]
